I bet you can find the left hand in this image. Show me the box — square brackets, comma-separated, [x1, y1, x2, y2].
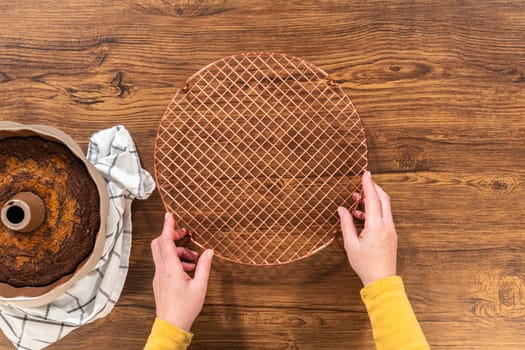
[151, 213, 214, 332]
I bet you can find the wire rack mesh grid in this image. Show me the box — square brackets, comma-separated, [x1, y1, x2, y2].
[154, 52, 368, 265]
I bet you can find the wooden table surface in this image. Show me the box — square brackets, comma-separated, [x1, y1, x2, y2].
[1, 1, 525, 349]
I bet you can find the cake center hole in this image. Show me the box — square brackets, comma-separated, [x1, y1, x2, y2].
[6, 205, 25, 225]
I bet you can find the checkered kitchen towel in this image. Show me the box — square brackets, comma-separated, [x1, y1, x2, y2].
[0, 125, 155, 349]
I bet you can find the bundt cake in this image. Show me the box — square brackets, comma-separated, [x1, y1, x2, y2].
[0, 136, 100, 287]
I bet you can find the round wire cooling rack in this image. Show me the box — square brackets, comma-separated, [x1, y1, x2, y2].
[154, 52, 368, 265]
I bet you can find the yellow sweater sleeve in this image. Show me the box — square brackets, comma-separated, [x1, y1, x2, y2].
[144, 318, 193, 350]
[360, 276, 430, 350]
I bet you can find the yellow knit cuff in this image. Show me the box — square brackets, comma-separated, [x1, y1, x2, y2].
[360, 275, 404, 301]
[144, 317, 193, 350]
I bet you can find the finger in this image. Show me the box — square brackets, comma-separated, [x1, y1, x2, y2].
[160, 213, 183, 271]
[337, 207, 359, 248]
[181, 262, 196, 272]
[162, 212, 176, 236]
[352, 209, 365, 221]
[162, 212, 189, 242]
[351, 192, 362, 202]
[162, 213, 183, 240]
[177, 247, 199, 262]
[362, 171, 382, 226]
[374, 183, 394, 227]
[173, 228, 189, 241]
[193, 249, 214, 289]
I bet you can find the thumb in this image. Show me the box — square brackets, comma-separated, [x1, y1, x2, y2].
[194, 249, 214, 290]
[337, 207, 359, 250]
[162, 212, 176, 239]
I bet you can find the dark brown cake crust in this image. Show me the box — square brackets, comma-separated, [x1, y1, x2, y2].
[0, 136, 100, 287]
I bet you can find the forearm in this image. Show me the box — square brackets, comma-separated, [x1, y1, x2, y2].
[361, 276, 430, 350]
[144, 317, 193, 350]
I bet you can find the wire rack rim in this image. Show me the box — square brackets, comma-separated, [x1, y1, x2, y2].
[154, 51, 369, 266]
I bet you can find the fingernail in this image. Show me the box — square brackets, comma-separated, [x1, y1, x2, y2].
[205, 249, 214, 259]
[337, 207, 347, 219]
[366, 170, 372, 178]
[164, 212, 170, 220]
[191, 250, 198, 257]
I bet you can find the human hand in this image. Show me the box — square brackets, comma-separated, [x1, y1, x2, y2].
[337, 171, 397, 286]
[150, 213, 214, 332]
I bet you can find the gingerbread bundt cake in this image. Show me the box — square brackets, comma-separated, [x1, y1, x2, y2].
[0, 136, 100, 287]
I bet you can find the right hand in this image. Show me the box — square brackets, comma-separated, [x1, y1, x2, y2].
[337, 171, 398, 286]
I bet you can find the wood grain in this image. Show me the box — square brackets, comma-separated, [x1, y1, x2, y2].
[1, 0, 525, 348]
